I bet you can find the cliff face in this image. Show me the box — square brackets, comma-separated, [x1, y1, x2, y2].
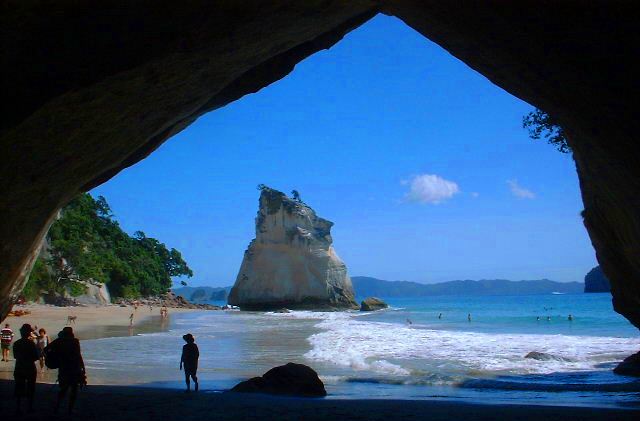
[228, 188, 357, 310]
[584, 266, 611, 293]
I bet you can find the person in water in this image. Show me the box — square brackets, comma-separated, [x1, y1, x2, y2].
[438, 313, 442, 319]
[180, 333, 199, 392]
[13, 324, 39, 414]
[36, 328, 50, 370]
[568, 314, 574, 321]
[49, 327, 86, 415]
[467, 313, 472, 322]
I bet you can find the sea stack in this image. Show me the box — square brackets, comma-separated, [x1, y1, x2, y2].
[228, 187, 357, 310]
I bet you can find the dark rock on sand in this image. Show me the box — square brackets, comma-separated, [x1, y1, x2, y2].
[614, 352, 640, 377]
[230, 363, 326, 397]
[524, 351, 574, 362]
[360, 297, 388, 311]
[273, 308, 291, 313]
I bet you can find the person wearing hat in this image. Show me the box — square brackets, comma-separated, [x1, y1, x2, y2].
[13, 323, 39, 414]
[179, 333, 199, 392]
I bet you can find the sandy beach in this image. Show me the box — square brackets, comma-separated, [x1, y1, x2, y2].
[0, 379, 638, 421]
[0, 303, 197, 383]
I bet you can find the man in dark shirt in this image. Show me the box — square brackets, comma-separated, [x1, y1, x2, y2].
[13, 323, 39, 414]
[180, 333, 199, 392]
[50, 326, 86, 415]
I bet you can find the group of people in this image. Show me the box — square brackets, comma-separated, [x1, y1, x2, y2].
[3, 323, 86, 415]
[3, 324, 50, 369]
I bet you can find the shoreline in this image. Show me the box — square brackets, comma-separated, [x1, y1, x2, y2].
[0, 380, 638, 420]
[0, 303, 203, 383]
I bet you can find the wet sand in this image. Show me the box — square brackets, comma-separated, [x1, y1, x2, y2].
[4, 303, 195, 340]
[0, 380, 638, 420]
[0, 303, 198, 382]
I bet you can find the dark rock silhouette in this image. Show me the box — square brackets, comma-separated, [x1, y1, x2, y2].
[360, 297, 388, 311]
[614, 352, 640, 377]
[524, 352, 575, 362]
[230, 363, 326, 397]
[584, 266, 611, 293]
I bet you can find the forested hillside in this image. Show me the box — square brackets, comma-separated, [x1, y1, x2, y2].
[23, 194, 192, 300]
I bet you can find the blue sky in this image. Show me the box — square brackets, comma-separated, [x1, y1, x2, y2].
[92, 15, 596, 287]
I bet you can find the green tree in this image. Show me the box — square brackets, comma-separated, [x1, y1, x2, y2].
[23, 194, 193, 300]
[291, 190, 301, 202]
[522, 109, 570, 153]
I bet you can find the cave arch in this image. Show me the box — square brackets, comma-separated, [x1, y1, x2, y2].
[1, 1, 639, 330]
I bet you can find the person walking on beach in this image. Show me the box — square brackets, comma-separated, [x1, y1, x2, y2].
[13, 324, 39, 414]
[129, 312, 135, 327]
[2, 323, 14, 361]
[48, 327, 87, 415]
[36, 328, 50, 371]
[180, 333, 199, 392]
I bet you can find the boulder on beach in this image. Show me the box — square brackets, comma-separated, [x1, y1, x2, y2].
[614, 352, 640, 377]
[229, 362, 327, 397]
[524, 351, 574, 362]
[228, 187, 358, 310]
[360, 297, 388, 311]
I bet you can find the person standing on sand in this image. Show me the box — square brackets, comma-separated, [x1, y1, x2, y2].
[36, 328, 50, 370]
[180, 333, 199, 392]
[1, 323, 14, 361]
[129, 312, 135, 327]
[48, 327, 86, 415]
[13, 324, 39, 414]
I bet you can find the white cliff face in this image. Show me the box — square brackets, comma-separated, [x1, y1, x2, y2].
[228, 188, 357, 310]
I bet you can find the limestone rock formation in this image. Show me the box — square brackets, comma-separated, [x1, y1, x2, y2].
[229, 363, 327, 397]
[228, 188, 357, 310]
[360, 297, 388, 311]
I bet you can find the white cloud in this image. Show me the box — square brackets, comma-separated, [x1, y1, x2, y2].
[403, 174, 460, 204]
[471, 192, 480, 198]
[507, 179, 535, 199]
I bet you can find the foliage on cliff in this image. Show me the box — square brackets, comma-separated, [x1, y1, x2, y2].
[23, 194, 192, 300]
[523, 109, 570, 153]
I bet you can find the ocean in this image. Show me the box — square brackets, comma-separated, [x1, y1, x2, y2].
[81, 293, 640, 408]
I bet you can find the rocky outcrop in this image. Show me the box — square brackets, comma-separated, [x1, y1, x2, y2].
[73, 281, 111, 306]
[2, 2, 640, 336]
[584, 266, 611, 293]
[524, 352, 575, 363]
[360, 297, 388, 311]
[228, 188, 357, 310]
[614, 352, 640, 377]
[229, 363, 326, 397]
[115, 292, 220, 310]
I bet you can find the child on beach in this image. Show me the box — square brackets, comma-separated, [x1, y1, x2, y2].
[1, 323, 14, 361]
[179, 333, 199, 392]
[36, 328, 50, 370]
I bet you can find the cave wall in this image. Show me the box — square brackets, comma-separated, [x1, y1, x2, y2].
[2, 1, 639, 328]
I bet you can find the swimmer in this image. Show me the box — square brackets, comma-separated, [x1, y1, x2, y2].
[467, 313, 472, 322]
[438, 313, 442, 319]
[568, 314, 573, 321]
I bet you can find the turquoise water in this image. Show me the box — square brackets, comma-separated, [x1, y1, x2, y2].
[80, 293, 640, 408]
